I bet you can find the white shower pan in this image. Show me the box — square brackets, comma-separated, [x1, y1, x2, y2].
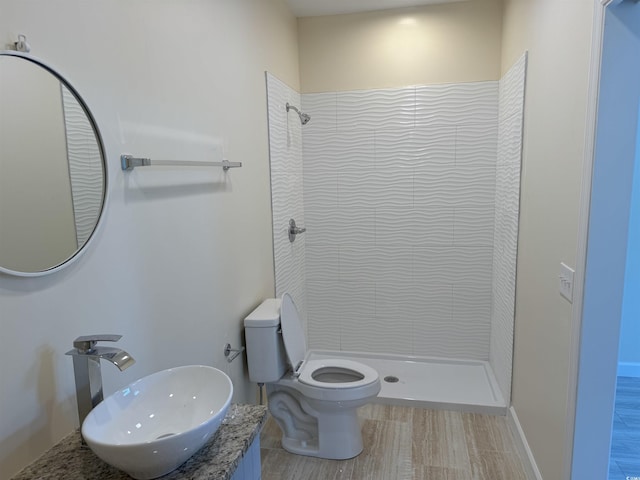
[308, 350, 507, 415]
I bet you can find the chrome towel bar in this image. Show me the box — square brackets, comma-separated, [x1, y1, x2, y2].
[121, 154, 242, 172]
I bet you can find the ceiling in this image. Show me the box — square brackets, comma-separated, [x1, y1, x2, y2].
[286, 0, 469, 17]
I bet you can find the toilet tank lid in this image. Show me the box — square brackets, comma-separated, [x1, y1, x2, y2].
[244, 298, 282, 327]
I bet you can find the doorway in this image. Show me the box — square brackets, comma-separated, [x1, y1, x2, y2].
[571, 2, 640, 479]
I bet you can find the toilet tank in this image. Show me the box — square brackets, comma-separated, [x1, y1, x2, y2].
[244, 298, 286, 383]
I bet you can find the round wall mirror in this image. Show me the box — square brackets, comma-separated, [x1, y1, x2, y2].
[0, 52, 107, 276]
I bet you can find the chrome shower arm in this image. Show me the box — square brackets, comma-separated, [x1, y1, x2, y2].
[286, 102, 300, 114]
[286, 103, 311, 125]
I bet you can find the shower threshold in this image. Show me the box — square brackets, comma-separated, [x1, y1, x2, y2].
[308, 350, 507, 415]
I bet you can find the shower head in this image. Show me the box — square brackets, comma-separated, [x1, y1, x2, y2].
[299, 112, 311, 125]
[286, 103, 311, 125]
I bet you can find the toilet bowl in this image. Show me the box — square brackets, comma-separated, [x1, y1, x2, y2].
[244, 293, 381, 460]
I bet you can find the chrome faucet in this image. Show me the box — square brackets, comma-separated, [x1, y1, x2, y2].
[66, 335, 135, 431]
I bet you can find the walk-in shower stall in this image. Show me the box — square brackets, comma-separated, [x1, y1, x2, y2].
[266, 53, 526, 413]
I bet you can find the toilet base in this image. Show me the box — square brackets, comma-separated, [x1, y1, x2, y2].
[267, 384, 365, 460]
[315, 408, 363, 459]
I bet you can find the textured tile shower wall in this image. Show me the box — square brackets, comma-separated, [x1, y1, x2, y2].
[302, 82, 499, 359]
[490, 53, 527, 400]
[266, 73, 307, 326]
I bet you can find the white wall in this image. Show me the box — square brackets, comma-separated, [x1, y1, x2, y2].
[490, 53, 526, 403]
[500, 0, 595, 478]
[266, 73, 308, 326]
[0, 0, 298, 477]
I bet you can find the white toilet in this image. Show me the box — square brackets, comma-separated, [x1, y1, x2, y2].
[244, 293, 381, 460]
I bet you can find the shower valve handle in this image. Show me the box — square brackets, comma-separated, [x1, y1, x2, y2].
[288, 219, 306, 243]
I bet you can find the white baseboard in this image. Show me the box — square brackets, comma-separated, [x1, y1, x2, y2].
[507, 406, 543, 480]
[618, 362, 640, 378]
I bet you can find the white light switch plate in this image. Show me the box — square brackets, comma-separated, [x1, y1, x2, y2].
[559, 262, 575, 303]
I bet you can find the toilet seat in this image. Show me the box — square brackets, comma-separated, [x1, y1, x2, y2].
[280, 293, 379, 399]
[298, 359, 379, 389]
[280, 293, 308, 374]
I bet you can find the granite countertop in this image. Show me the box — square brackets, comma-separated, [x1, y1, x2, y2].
[12, 403, 267, 480]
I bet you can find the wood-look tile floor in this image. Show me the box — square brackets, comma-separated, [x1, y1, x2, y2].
[609, 376, 640, 480]
[260, 404, 528, 480]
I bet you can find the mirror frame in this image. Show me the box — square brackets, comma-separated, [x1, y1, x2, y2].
[0, 51, 108, 277]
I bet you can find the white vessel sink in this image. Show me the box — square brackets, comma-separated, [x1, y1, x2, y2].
[82, 365, 233, 479]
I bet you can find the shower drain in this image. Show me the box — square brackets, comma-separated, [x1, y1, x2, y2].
[384, 375, 399, 383]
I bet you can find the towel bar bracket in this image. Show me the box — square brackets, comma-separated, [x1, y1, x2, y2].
[224, 343, 245, 363]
